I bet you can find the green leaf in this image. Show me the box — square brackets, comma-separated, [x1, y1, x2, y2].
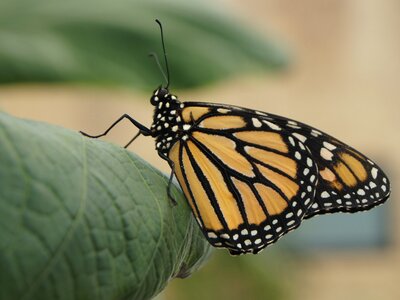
[0, 0, 288, 89]
[0, 112, 212, 300]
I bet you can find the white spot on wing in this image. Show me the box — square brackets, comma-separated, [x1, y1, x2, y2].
[286, 212, 294, 218]
[263, 120, 281, 131]
[307, 158, 313, 167]
[295, 151, 301, 160]
[320, 148, 334, 161]
[371, 167, 378, 179]
[311, 129, 322, 137]
[289, 136, 295, 146]
[252, 118, 262, 128]
[208, 232, 217, 239]
[217, 108, 230, 114]
[323, 141, 336, 150]
[220, 233, 230, 239]
[288, 124, 301, 129]
[321, 191, 330, 198]
[357, 189, 366, 196]
[293, 133, 307, 143]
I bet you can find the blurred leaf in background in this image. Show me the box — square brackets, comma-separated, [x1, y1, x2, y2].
[0, 0, 288, 90]
[162, 249, 295, 300]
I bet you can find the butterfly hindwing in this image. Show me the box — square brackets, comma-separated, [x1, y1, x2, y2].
[249, 111, 391, 218]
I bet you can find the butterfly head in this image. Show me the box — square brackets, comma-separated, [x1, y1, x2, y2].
[150, 86, 169, 106]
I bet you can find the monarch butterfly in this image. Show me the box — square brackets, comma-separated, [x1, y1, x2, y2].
[81, 20, 391, 255]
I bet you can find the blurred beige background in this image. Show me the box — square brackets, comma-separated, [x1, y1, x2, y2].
[0, 0, 399, 299]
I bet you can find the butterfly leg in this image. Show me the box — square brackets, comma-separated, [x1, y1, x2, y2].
[124, 131, 141, 148]
[159, 152, 178, 206]
[166, 167, 178, 206]
[80, 114, 151, 146]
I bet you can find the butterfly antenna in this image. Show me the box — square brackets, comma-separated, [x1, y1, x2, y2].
[155, 19, 170, 89]
[148, 52, 168, 85]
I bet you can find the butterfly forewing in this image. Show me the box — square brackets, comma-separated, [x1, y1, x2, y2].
[169, 104, 319, 254]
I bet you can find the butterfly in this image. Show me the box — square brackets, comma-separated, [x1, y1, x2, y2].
[80, 20, 391, 255]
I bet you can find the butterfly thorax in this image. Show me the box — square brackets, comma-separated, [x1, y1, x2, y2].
[150, 87, 185, 156]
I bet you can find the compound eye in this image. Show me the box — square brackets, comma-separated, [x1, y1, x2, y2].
[158, 88, 168, 97]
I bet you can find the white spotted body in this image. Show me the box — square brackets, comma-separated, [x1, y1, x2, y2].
[150, 87, 185, 156]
